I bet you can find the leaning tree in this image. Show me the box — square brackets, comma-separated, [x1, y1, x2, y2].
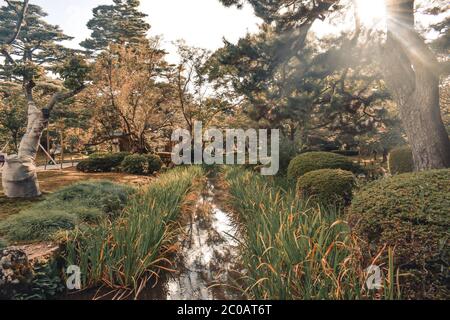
[0, 0, 89, 198]
[220, 0, 450, 170]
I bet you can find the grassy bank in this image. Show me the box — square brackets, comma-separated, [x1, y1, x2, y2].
[224, 166, 399, 300]
[0, 169, 153, 222]
[63, 166, 204, 298]
[0, 181, 134, 242]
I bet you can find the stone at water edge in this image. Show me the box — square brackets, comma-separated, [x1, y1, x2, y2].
[0, 249, 34, 298]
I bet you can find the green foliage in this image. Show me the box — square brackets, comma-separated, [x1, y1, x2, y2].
[278, 135, 299, 175]
[0, 238, 8, 249]
[56, 55, 90, 90]
[121, 154, 163, 175]
[287, 152, 362, 181]
[76, 152, 130, 172]
[224, 166, 399, 300]
[12, 261, 65, 300]
[63, 166, 204, 296]
[0, 211, 78, 242]
[51, 180, 134, 218]
[388, 146, 413, 175]
[350, 169, 450, 299]
[0, 90, 27, 152]
[0, 181, 134, 241]
[121, 154, 148, 174]
[146, 154, 163, 173]
[81, 0, 150, 52]
[0, 2, 74, 78]
[296, 169, 355, 205]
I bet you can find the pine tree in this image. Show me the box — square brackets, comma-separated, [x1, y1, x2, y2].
[0, 0, 89, 197]
[80, 0, 150, 53]
[221, 0, 450, 170]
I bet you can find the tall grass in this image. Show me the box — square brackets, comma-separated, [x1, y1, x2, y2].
[63, 166, 204, 298]
[224, 166, 399, 300]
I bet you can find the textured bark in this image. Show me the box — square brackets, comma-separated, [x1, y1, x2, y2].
[384, 0, 450, 170]
[2, 102, 46, 198]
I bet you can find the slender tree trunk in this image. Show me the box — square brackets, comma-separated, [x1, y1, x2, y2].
[2, 101, 46, 197]
[384, 0, 450, 170]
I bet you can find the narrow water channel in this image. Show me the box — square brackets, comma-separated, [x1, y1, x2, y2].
[140, 177, 242, 300]
[64, 177, 242, 300]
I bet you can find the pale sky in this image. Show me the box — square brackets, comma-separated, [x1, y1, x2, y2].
[31, 0, 262, 62]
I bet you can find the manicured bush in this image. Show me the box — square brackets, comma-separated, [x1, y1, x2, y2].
[287, 152, 362, 181]
[350, 169, 450, 299]
[388, 146, 413, 175]
[296, 169, 356, 205]
[121, 154, 149, 175]
[77, 152, 130, 173]
[121, 154, 163, 175]
[0, 181, 134, 242]
[145, 154, 163, 174]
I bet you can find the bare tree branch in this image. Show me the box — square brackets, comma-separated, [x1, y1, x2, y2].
[46, 85, 86, 111]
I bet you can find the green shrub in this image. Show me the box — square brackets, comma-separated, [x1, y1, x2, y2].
[350, 169, 450, 299]
[145, 154, 163, 173]
[0, 211, 78, 241]
[77, 152, 130, 173]
[296, 169, 356, 205]
[287, 152, 362, 181]
[388, 146, 413, 175]
[0, 181, 134, 242]
[121, 154, 163, 175]
[121, 154, 149, 174]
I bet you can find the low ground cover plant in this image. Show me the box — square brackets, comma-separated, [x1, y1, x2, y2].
[0, 181, 134, 242]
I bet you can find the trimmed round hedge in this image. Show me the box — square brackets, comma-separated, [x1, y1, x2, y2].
[77, 152, 130, 173]
[146, 154, 163, 173]
[297, 169, 356, 205]
[350, 169, 450, 299]
[388, 146, 413, 175]
[287, 152, 362, 181]
[121, 154, 163, 175]
[121, 154, 148, 174]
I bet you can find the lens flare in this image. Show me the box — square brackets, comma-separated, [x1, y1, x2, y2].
[355, 0, 387, 27]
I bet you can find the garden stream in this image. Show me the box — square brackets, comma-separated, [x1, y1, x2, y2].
[64, 176, 242, 300]
[139, 177, 242, 300]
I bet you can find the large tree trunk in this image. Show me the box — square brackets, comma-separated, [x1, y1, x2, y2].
[2, 102, 46, 198]
[384, 0, 450, 170]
